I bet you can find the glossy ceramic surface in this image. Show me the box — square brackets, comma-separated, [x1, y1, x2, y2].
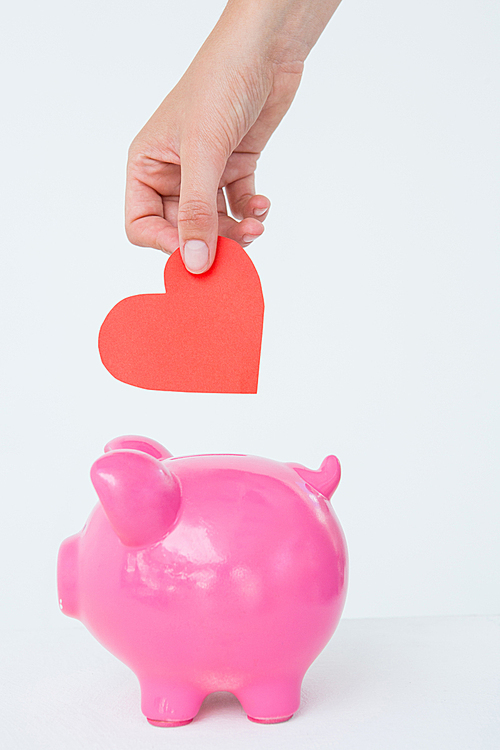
[58, 436, 348, 725]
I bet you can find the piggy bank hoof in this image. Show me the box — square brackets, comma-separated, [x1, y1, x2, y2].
[247, 714, 294, 724]
[147, 718, 193, 728]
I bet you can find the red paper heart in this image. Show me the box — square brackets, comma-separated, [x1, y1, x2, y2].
[98, 237, 264, 393]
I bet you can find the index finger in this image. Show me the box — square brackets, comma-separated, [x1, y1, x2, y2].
[125, 160, 181, 253]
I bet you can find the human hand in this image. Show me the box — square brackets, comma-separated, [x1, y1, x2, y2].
[125, 0, 341, 273]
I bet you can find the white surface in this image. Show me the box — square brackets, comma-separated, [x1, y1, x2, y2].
[1, 0, 499, 628]
[1, 616, 498, 749]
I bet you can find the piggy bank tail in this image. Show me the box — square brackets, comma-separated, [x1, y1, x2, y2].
[57, 534, 80, 619]
[288, 455, 341, 500]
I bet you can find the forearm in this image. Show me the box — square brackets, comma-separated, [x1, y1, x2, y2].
[177, 0, 342, 131]
[217, 0, 342, 66]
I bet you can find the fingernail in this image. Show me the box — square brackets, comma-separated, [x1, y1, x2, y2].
[242, 234, 257, 243]
[253, 207, 267, 216]
[183, 240, 209, 273]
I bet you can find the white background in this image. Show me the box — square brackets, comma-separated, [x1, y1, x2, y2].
[1, 0, 499, 631]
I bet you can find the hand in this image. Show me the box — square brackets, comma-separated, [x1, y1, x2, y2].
[125, 0, 341, 273]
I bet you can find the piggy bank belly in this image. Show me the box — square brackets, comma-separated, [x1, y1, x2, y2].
[78, 483, 347, 692]
[64, 448, 349, 725]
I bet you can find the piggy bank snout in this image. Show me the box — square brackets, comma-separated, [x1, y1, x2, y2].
[57, 534, 80, 619]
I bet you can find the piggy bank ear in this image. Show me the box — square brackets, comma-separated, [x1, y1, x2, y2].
[91, 450, 181, 547]
[103, 435, 172, 460]
[288, 455, 341, 500]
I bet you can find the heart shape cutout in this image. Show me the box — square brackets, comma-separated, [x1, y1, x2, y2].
[98, 237, 264, 393]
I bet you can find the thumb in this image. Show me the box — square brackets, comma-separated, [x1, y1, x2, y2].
[177, 140, 225, 274]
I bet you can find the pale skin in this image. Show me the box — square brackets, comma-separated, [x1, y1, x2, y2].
[126, 0, 342, 273]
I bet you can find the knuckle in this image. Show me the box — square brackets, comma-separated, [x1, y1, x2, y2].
[125, 222, 140, 246]
[125, 218, 146, 248]
[235, 192, 253, 211]
[177, 199, 214, 228]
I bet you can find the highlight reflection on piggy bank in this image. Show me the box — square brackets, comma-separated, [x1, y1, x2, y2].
[58, 436, 348, 726]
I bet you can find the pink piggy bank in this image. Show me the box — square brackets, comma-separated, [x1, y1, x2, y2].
[58, 436, 348, 726]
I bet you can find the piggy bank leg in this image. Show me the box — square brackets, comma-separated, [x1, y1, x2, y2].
[139, 678, 206, 727]
[236, 676, 302, 724]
